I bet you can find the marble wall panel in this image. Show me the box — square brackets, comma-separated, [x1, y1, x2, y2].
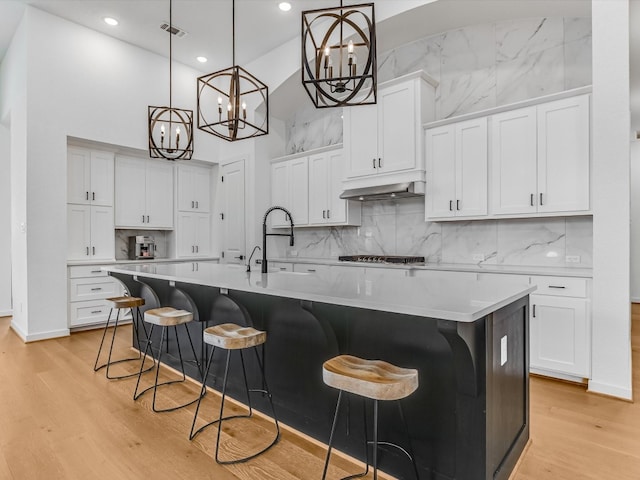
[495, 17, 564, 62]
[115, 229, 169, 260]
[496, 218, 566, 266]
[565, 216, 593, 267]
[441, 220, 498, 265]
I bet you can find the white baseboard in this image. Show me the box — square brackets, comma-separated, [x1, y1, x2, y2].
[10, 321, 70, 343]
[530, 367, 587, 384]
[631, 297, 640, 303]
[0, 310, 12, 318]
[588, 379, 633, 401]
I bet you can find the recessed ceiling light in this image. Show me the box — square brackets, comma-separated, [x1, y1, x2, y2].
[279, 2, 292, 12]
[196, 56, 208, 63]
[103, 17, 119, 26]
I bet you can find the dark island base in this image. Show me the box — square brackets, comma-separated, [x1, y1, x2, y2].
[111, 272, 529, 480]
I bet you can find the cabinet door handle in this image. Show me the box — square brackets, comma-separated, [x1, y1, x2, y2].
[90, 287, 102, 291]
[192, 246, 195, 253]
[378, 158, 382, 169]
[327, 209, 330, 219]
[548, 285, 566, 289]
[456, 199, 460, 211]
[86, 191, 89, 201]
[196, 246, 199, 253]
[92, 192, 95, 201]
[449, 200, 453, 211]
[146, 215, 149, 223]
[540, 193, 544, 206]
[532, 304, 536, 317]
[220, 213, 224, 220]
[92, 246, 95, 255]
[372, 158, 376, 169]
[86, 247, 89, 256]
[192, 201, 194, 208]
[196, 201, 199, 209]
[322, 210, 326, 219]
[142, 215, 145, 223]
[530, 194, 534, 206]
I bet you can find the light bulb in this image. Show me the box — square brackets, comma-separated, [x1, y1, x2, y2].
[348, 40, 354, 54]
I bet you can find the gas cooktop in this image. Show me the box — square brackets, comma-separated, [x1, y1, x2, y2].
[338, 255, 425, 264]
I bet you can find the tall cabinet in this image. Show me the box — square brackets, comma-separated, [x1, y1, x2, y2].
[176, 163, 212, 258]
[66, 146, 122, 329]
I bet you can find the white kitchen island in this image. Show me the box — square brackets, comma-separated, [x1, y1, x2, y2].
[105, 262, 535, 480]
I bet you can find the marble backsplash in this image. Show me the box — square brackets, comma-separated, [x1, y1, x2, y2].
[285, 16, 591, 154]
[115, 229, 169, 260]
[268, 198, 593, 269]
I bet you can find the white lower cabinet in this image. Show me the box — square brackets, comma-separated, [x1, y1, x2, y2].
[67, 204, 115, 261]
[67, 265, 125, 329]
[270, 262, 294, 272]
[529, 276, 591, 379]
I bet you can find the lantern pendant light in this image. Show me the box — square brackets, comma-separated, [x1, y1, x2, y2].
[148, 0, 194, 160]
[197, 0, 269, 142]
[302, 1, 377, 108]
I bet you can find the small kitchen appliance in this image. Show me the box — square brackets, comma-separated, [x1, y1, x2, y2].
[129, 235, 155, 260]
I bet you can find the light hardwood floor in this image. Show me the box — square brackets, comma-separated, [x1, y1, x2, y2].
[0, 312, 638, 480]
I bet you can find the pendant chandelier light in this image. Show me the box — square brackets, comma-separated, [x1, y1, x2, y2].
[148, 0, 194, 160]
[301, 1, 377, 108]
[197, 0, 269, 142]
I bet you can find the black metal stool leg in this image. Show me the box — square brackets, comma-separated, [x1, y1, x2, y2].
[94, 307, 115, 372]
[322, 390, 343, 480]
[189, 344, 216, 440]
[214, 349, 233, 464]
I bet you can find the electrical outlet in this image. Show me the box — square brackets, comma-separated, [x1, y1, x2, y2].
[565, 255, 581, 263]
[500, 335, 508, 366]
[472, 253, 485, 262]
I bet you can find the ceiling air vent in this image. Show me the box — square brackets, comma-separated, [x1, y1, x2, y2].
[160, 22, 188, 37]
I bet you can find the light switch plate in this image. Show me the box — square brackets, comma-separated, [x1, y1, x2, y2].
[565, 255, 581, 263]
[500, 335, 508, 366]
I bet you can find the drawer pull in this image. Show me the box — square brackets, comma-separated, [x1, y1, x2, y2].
[90, 287, 102, 291]
[90, 270, 102, 273]
[307, 269, 316, 272]
[279, 267, 287, 271]
[91, 310, 102, 314]
[548, 285, 566, 289]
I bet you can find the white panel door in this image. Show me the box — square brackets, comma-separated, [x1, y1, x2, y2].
[530, 294, 590, 377]
[425, 125, 456, 219]
[67, 204, 91, 260]
[90, 206, 114, 260]
[90, 150, 114, 206]
[145, 160, 174, 228]
[328, 150, 347, 224]
[270, 161, 290, 228]
[67, 147, 91, 205]
[537, 95, 590, 213]
[378, 80, 416, 173]
[114, 156, 146, 227]
[491, 107, 537, 215]
[456, 117, 488, 217]
[345, 105, 378, 178]
[289, 157, 309, 226]
[308, 153, 329, 224]
[221, 160, 246, 264]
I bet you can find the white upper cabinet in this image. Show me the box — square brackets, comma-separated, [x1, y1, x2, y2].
[115, 156, 174, 229]
[308, 149, 361, 226]
[67, 147, 114, 206]
[271, 147, 361, 228]
[344, 72, 436, 186]
[425, 117, 488, 219]
[536, 95, 590, 213]
[177, 164, 212, 212]
[270, 156, 308, 228]
[491, 94, 590, 216]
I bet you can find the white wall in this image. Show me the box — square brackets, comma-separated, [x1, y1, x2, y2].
[590, 0, 632, 399]
[631, 140, 640, 301]
[0, 7, 221, 340]
[0, 122, 11, 316]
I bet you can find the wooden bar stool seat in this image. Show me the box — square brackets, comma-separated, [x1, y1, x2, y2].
[190, 322, 280, 464]
[322, 355, 420, 480]
[133, 307, 202, 413]
[94, 295, 152, 380]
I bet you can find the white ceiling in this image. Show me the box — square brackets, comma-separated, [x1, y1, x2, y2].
[3, 0, 638, 127]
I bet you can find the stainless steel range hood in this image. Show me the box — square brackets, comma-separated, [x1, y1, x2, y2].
[340, 181, 425, 201]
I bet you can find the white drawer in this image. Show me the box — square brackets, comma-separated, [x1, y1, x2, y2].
[68, 265, 109, 278]
[69, 300, 111, 327]
[69, 277, 122, 302]
[294, 264, 331, 274]
[529, 276, 588, 298]
[271, 262, 294, 272]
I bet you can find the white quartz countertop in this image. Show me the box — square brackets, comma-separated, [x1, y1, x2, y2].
[68, 257, 220, 267]
[104, 261, 536, 323]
